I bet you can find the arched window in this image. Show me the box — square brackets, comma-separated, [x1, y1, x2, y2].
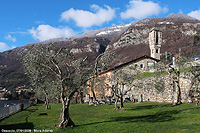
[156, 49, 159, 53]
[135, 64, 138, 68]
[140, 64, 143, 69]
[156, 31, 158, 44]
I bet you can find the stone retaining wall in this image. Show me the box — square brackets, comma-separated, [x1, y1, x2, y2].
[126, 72, 199, 103]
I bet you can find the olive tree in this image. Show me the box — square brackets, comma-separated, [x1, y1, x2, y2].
[23, 45, 89, 127]
[110, 69, 136, 110]
[166, 55, 191, 105]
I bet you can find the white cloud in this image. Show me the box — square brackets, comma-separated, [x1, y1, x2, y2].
[29, 25, 76, 41]
[61, 4, 115, 28]
[5, 34, 16, 42]
[120, 0, 168, 19]
[0, 42, 10, 52]
[188, 9, 200, 20]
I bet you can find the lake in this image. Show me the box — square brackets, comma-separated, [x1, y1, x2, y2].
[0, 100, 30, 119]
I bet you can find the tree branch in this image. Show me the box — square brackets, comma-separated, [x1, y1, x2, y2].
[54, 48, 63, 58]
[39, 63, 60, 78]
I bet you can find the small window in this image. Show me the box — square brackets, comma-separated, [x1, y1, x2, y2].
[135, 64, 138, 68]
[140, 64, 143, 69]
[147, 62, 154, 67]
[156, 49, 159, 53]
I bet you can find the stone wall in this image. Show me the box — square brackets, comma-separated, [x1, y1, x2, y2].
[125, 72, 199, 103]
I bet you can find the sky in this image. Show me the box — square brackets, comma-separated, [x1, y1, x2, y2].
[0, 0, 200, 52]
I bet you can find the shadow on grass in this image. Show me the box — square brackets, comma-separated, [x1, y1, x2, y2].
[129, 104, 174, 111]
[112, 110, 179, 123]
[0, 122, 34, 130]
[33, 104, 42, 106]
[77, 110, 179, 127]
[26, 109, 38, 112]
[77, 107, 198, 127]
[116, 107, 199, 123]
[39, 113, 48, 116]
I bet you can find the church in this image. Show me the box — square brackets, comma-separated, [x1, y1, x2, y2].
[99, 28, 163, 76]
[87, 28, 163, 100]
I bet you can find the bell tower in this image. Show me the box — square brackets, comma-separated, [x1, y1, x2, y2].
[149, 29, 162, 60]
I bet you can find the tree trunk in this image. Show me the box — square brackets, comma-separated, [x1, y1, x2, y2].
[176, 84, 182, 105]
[44, 97, 49, 109]
[114, 98, 118, 110]
[43, 89, 49, 109]
[176, 70, 182, 105]
[92, 90, 97, 102]
[120, 97, 125, 110]
[57, 83, 77, 128]
[57, 98, 75, 128]
[80, 91, 84, 104]
[74, 92, 78, 104]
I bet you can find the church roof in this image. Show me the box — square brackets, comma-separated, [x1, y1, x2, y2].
[99, 55, 160, 75]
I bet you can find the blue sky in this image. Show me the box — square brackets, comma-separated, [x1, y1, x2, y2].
[0, 0, 200, 52]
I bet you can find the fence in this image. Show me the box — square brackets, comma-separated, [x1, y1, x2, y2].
[0, 100, 37, 120]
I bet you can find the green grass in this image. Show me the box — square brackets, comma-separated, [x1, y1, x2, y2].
[180, 67, 192, 73]
[135, 66, 199, 80]
[136, 71, 168, 79]
[1, 102, 200, 133]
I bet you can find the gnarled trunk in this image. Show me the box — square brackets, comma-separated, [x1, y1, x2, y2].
[44, 97, 49, 109]
[80, 91, 84, 104]
[176, 84, 182, 105]
[43, 89, 49, 109]
[114, 98, 118, 110]
[92, 90, 97, 102]
[57, 85, 77, 128]
[120, 97, 125, 110]
[57, 98, 75, 127]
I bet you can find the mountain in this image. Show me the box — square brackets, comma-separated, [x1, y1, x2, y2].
[0, 22, 133, 89]
[166, 13, 198, 21]
[0, 13, 200, 90]
[105, 14, 200, 66]
[42, 22, 134, 44]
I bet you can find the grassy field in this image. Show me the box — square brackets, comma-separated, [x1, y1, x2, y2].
[0, 102, 200, 133]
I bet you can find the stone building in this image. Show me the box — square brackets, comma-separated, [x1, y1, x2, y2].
[101, 28, 162, 73]
[87, 70, 112, 100]
[100, 55, 160, 74]
[86, 29, 163, 101]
